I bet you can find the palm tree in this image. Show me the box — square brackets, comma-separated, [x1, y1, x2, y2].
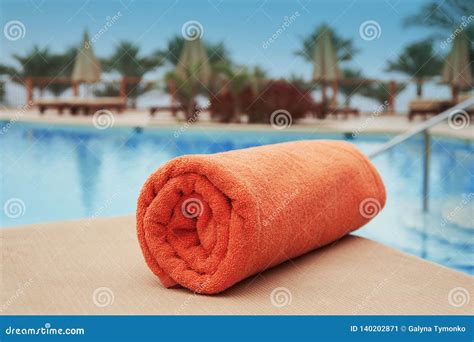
[155, 36, 184, 66]
[339, 68, 370, 106]
[386, 40, 442, 97]
[288, 74, 312, 91]
[93, 83, 120, 98]
[102, 41, 162, 107]
[156, 35, 231, 68]
[47, 47, 77, 97]
[222, 65, 266, 92]
[294, 23, 357, 63]
[156, 36, 232, 118]
[0, 82, 4, 103]
[9, 46, 58, 96]
[405, 0, 474, 76]
[295, 24, 357, 108]
[0, 65, 10, 103]
[361, 82, 407, 107]
[8, 46, 79, 97]
[0, 64, 16, 103]
[217, 65, 267, 121]
[156, 35, 232, 97]
[405, 0, 473, 31]
[0, 64, 15, 75]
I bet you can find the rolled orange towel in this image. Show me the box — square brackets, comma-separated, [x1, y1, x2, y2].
[136, 140, 386, 294]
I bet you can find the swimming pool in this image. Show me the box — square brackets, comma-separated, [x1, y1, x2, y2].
[1, 121, 473, 275]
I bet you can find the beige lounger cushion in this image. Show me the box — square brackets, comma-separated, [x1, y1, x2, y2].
[409, 99, 449, 111]
[88, 97, 126, 105]
[34, 98, 67, 105]
[35, 97, 125, 106]
[458, 93, 472, 102]
[1, 216, 472, 315]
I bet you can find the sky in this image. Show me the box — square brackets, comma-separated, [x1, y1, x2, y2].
[0, 0, 459, 110]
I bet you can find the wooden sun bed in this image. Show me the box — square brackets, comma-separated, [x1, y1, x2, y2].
[409, 97, 474, 121]
[408, 99, 453, 121]
[310, 103, 358, 119]
[310, 102, 324, 119]
[1, 216, 471, 315]
[149, 104, 208, 117]
[36, 97, 126, 115]
[327, 105, 360, 119]
[149, 105, 184, 117]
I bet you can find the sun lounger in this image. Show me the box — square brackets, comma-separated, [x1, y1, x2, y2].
[328, 105, 360, 119]
[1, 216, 471, 315]
[457, 94, 474, 117]
[408, 99, 452, 121]
[408, 97, 474, 121]
[149, 105, 184, 117]
[310, 102, 324, 119]
[35, 98, 71, 114]
[36, 97, 126, 115]
[149, 104, 208, 117]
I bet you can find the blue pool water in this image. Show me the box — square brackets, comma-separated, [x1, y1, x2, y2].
[1, 121, 473, 274]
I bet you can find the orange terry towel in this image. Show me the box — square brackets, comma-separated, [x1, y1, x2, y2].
[136, 140, 386, 294]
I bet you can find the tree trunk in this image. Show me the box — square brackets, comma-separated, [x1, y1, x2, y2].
[451, 85, 459, 101]
[416, 80, 423, 98]
[187, 87, 197, 121]
[344, 96, 351, 107]
[331, 80, 338, 106]
[233, 97, 241, 123]
[321, 81, 328, 114]
[321, 82, 327, 105]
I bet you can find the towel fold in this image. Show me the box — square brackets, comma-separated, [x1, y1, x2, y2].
[136, 140, 386, 294]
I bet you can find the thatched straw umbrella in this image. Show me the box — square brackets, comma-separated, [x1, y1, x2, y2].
[442, 31, 472, 100]
[175, 37, 211, 115]
[72, 31, 101, 96]
[312, 29, 341, 108]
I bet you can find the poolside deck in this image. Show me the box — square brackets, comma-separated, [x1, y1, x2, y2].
[1, 109, 473, 140]
[1, 216, 472, 315]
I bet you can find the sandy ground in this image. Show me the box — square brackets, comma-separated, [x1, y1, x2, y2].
[1, 109, 473, 140]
